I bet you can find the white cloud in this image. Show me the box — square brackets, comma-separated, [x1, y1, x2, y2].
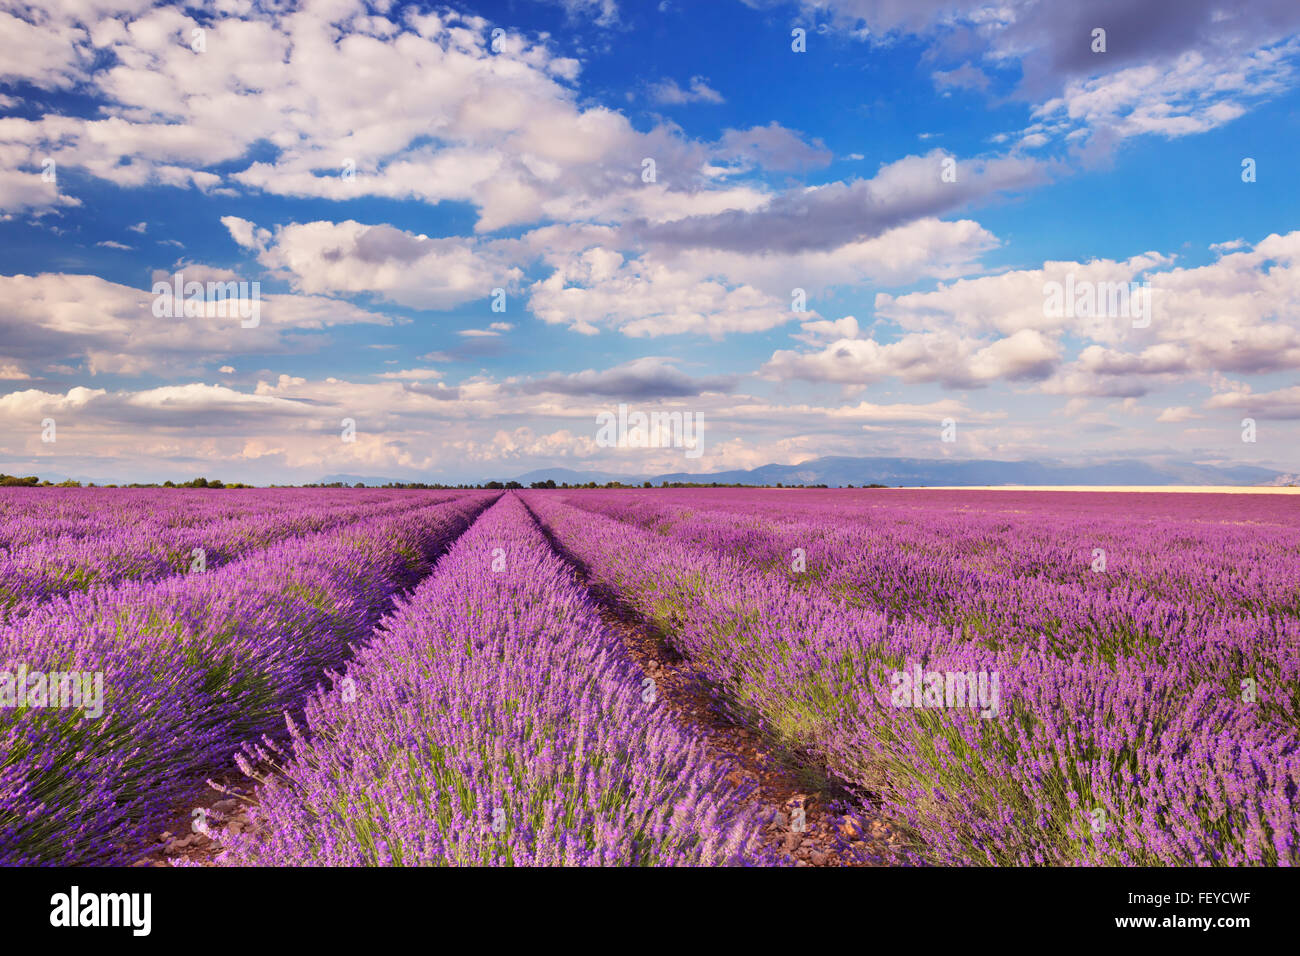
[792, 315, 860, 345]
[528, 248, 793, 338]
[1206, 383, 1300, 420]
[0, 359, 31, 380]
[0, 272, 394, 378]
[648, 76, 725, 105]
[233, 219, 523, 311]
[802, 1, 1300, 155]
[1157, 406, 1203, 423]
[0, 3, 672, 229]
[1033, 44, 1298, 152]
[0, 162, 80, 215]
[527, 216, 997, 338]
[377, 368, 444, 381]
[873, 232, 1300, 395]
[763, 327, 1060, 388]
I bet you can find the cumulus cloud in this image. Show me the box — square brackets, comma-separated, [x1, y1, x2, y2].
[792, 315, 860, 345]
[3, 0, 1296, 480]
[0, 272, 394, 378]
[763, 327, 1060, 388]
[0, 366, 999, 483]
[781, 0, 1300, 153]
[230, 219, 524, 311]
[523, 214, 997, 338]
[873, 232, 1300, 393]
[377, 368, 444, 381]
[0, 3, 706, 227]
[714, 123, 832, 172]
[0, 164, 80, 215]
[528, 247, 793, 337]
[932, 64, 990, 93]
[0, 359, 31, 380]
[1206, 383, 1300, 420]
[633, 151, 1050, 253]
[537, 0, 619, 27]
[1157, 405, 1203, 423]
[649, 76, 725, 105]
[516, 358, 737, 398]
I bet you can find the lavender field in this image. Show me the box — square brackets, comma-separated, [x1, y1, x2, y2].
[1, 487, 1296, 867]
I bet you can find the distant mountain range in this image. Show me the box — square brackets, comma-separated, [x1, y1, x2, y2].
[511, 456, 1295, 488]
[508, 466, 645, 485]
[16, 457, 1291, 489]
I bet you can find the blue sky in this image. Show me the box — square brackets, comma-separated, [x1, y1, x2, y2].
[2, 0, 1299, 483]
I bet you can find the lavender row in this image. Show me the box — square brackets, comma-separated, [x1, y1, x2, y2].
[218, 493, 771, 866]
[559, 489, 1300, 619]
[560, 490, 1300, 705]
[0, 492, 453, 621]
[0, 492, 493, 866]
[561, 494, 1300, 613]
[525, 492, 1299, 866]
[0, 487, 404, 552]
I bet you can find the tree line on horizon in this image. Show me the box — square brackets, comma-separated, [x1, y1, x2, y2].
[0, 474, 255, 488]
[2, 472, 892, 490]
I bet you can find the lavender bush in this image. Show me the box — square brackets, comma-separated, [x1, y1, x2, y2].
[220, 494, 771, 866]
[0, 489, 454, 621]
[0, 492, 491, 865]
[527, 490, 1299, 866]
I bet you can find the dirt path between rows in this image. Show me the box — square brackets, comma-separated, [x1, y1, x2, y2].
[140, 493, 909, 867]
[582, 584, 907, 867]
[523, 497, 908, 867]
